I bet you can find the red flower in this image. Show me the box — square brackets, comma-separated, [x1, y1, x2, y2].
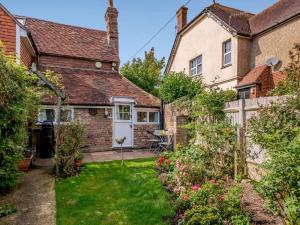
[183, 194, 189, 201]
[158, 156, 165, 165]
[165, 159, 171, 165]
[218, 195, 224, 201]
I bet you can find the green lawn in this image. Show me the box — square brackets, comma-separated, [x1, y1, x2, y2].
[56, 158, 175, 225]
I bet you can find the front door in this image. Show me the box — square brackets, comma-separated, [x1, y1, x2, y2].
[113, 104, 133, 148]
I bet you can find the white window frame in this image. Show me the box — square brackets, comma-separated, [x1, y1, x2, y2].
[190, 55, 202, 76]
[115, 104, 132, 123]
[37, 106, 74, 125]
[136, 110, 160, 125]
[223, 40, 232, 67]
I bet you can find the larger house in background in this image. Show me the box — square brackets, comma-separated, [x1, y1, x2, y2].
[166, 0, 300, 99]
[0, 1, 160, 152]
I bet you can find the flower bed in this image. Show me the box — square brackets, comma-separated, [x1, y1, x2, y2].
[156, 152, 250, 225]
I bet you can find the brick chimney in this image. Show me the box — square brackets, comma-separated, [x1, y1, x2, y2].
[105, 0, 119, 55]
[177, 6, 188, 33]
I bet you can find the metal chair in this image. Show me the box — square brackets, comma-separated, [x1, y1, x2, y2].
[158, 134, 174, 152]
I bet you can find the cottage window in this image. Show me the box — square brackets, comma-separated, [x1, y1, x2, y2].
[223, 40, 232, 66]
[38, 107, 73, 124]
[137, 111, 159, 124]
[238, 88, 250, 99]
[190, 55, 202, 76]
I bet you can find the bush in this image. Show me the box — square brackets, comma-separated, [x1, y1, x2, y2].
[0, 44, 39, 192]
[159, 72, 204, 103]
[56, 123, 85, 178]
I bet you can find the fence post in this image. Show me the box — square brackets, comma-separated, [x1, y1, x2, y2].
[235, 99, 246, 179]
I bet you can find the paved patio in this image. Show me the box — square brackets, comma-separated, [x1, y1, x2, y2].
[83, 149, 157, 163]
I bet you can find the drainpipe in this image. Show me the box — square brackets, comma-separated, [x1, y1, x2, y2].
[160, 99, 164, 130]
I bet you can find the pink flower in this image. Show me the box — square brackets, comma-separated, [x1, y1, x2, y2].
[209, 179, 217, 185]
[218, 195, 224, 201]
[192, 184, 201, 191]
[179, 164, 186, 171]
[183, 194, 189, 201]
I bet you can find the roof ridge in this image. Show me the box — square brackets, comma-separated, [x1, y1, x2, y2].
[16, 15, 107, 34]
[210, 3, 255, 16]
[251, 0, 284, 19]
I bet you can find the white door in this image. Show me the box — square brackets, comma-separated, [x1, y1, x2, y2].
[113, 104, 133, 148]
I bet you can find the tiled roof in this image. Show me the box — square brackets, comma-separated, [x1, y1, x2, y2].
[236, 65, 270, 88]
[207, 3, 254, 36]
[249, 0, 300, 35]
[23, 17, 119, 62]
[41, 66, 160, 108]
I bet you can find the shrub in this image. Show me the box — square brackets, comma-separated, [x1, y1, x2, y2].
[0, 204, 17, 218]
[0, 44, 39, 192]
[159, 72, 204, 103]
[56, 123, 85, 177]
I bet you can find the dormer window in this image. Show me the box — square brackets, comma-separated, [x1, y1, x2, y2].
[223, 40, 232, 67]
[190, 55, 202, 76]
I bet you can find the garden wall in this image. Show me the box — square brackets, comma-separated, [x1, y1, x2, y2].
[164, 104, 189, 148]
[224, 96, 287, 181]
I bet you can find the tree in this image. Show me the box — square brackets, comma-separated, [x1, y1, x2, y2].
[159, 72, 204, 103]
[120, 48, 165, 96]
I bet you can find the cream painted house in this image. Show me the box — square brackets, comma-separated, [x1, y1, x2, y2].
[166, 0, 300, 98]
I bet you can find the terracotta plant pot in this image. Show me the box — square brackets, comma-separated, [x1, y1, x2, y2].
[18, 155, 33, 172]
[75, 159, 83, 168]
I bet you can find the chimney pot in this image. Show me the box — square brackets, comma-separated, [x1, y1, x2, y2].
[177, 6, 188, 33]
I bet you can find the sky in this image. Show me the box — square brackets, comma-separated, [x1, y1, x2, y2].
[1, 0, 277, 65]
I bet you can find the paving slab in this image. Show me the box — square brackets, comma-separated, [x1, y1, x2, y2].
[83, 149, 157, 163]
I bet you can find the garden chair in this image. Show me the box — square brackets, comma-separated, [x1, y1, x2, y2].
[158, 134, 174, 152]
[147, 130, 162, 152]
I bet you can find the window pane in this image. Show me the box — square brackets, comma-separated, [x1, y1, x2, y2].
[60, 109, 72, 122]
[137, 112, 147, 122]
[224, 53, 231, 65]
[38, 109, 55, 122]
[117, 105, 131, 120]
[149, 112, 159, 123]
[224, 41, 231, 53]
[197, 64, 202, 74]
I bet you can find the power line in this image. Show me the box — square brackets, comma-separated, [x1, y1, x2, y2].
[129, 0, 193, 61]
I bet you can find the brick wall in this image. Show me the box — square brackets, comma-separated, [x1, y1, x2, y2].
[39, 55, 114, 70]
[74, 108, 113, 152]
[164, 104, 189, 148]
[0, 7, 16, 54]
[134, 124, 159, 148]
[20, 40, 33, 67]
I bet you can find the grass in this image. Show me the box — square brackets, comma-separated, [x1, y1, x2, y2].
[56, 158, 175, 225]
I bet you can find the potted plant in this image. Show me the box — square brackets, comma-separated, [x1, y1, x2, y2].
[18, 148, 33, 172]
[75, 152, 84, 168]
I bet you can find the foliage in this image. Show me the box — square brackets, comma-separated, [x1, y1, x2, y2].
[120, 48, 165, 96]
[56, 123, 85, 178]
[248, 97, 300, 224]
[56, 158, 175, 225]
[0, 204, 17, 218]
[269, 45, 300, 96]
[248, 45, 300, 224]
[0, 44, 39, 192]
[159, 72, 204, 103]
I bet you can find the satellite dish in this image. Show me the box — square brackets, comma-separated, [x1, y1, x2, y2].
[265, 57, 280, 67]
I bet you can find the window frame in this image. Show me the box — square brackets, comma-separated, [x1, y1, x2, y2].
[190, 55, 203, 76]
[37, 106, 74, 125]
[238, 88, 251, 100]
[115, 104, 132, 122]
[222, 39, 232, 67]
[136, 110, 160, 124]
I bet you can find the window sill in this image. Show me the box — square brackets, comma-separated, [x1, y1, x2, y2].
[136, 122, 160, 125]
[191, 73, 202, 77]
[221, 64, 232, 69]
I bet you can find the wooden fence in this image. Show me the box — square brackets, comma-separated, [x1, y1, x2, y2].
[224, 96, 286, 180]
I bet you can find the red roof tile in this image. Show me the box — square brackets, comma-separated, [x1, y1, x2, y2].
[236, 65, 270, 88]
[24, 17, 119, 62]
[250, 0, 300, 35]
[41, 66, 160, 108]
[208, 4, 254, 36]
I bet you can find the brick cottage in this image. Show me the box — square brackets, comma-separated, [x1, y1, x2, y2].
[0, 1, 161, 152]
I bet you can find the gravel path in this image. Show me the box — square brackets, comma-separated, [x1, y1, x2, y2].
[0, 159, 56, 225]
[241, 180, 284, 225]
